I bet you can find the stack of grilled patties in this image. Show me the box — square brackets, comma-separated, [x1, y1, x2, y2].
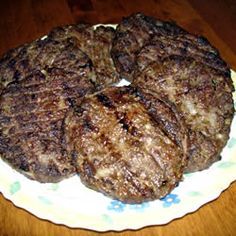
[0, 13, 234, 203]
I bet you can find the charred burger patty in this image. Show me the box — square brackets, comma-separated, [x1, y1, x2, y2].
[64, 86, 187, 203]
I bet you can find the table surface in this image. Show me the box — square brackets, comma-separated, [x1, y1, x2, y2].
[0, 0, 236, 235]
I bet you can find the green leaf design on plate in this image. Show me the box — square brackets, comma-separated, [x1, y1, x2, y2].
[9, 181, 21, 195]
[188, 191, 202, 197]
[101, 214, 113, 224]
[38, 196, 52, 205]
[217, 161, 236, 169]
[227, 137, 236, 148]
[48, 183, 59, 191]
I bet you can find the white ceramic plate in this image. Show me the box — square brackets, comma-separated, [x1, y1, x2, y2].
[0, 28, 236, 231]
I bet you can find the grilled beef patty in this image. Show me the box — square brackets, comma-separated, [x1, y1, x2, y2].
[0, 34, 96, 182]
[48, 24, 120, 88]
[64, 86, 187, 203]
[111, 13, 186, 81]
[133, 56, 234, 172]
[111, 13, 229, 81]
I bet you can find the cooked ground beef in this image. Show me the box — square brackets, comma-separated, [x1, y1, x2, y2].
[64, 86, 187, 203]
[133, 56, 234, 172]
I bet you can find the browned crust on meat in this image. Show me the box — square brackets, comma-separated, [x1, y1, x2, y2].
[111, 13, 187, 81]
[137, 34, 230, 75]
[64, 86, 186, 203]
[111, 12, 230, 82]
[48, 24, 120, 88]
[0, 24, 119, 94]
[0, 36, 96, 182]
[133, 55, 234, 172]
[0, 35, 95, 94]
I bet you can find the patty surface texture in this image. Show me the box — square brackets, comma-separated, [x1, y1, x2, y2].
[0, 29, 97, 182]
[48, 24, 120, 88]
[64, 86, 186, 203]
[133, 56, 234, 172]
[111, 13, 229, 81]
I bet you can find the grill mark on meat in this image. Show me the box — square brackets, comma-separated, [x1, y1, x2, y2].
[121, 166, 155, 199]
[0, 29, 98, 182]
[0, 115, 11, 124]
[118, 113, 130, 132]
[96, 93, 115, 108]
[130, 86, 187, 151]
[137, 34, 229, 73]
[96, 90, 142, 137]
[114, 111, 139, 136]
[48, 24, 120, 88]
[111, 13, 187, 81]
[1, 107, 68, 124]
[112, 13, 230, 83]
[64, 86, 185, 203]
[134, 56, 234, 172]
[82, 160, 96, 178]
[1, 72, 94, 105]
[4, 118, 64, 138]
[4, 115, 60, 137]
[82, 116, 98, 132]
[0, 68, 94, 122]
[0, 29, 101, 94]
[96, 94, 141, 141]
